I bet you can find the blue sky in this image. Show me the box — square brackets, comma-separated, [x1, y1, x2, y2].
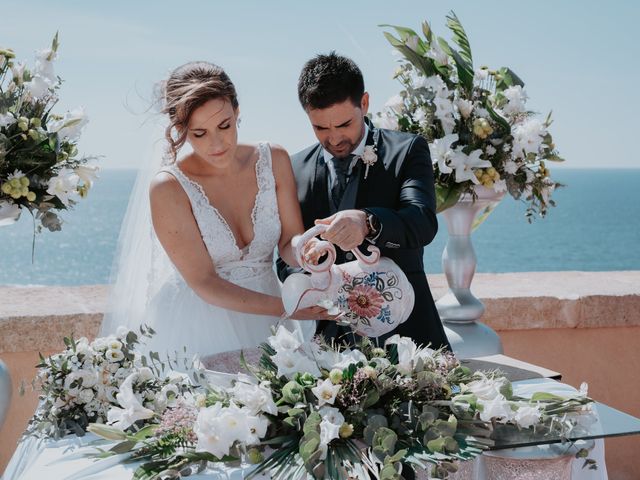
[3, 0, 639, 169]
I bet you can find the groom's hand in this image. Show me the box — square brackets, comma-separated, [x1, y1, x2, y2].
[315, 210, 368, 252]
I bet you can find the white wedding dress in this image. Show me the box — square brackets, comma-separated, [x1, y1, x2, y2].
[101, 141, 312, 358]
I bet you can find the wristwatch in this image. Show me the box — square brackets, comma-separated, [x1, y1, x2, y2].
[363, 210, 382, 243]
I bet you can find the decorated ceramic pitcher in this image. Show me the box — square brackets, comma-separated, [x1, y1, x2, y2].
[282, 225, 415, 338]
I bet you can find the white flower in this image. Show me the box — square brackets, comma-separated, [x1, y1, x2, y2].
[478, 395, 514, 423]
[0, 113, 15, 129]
[474, 67, 489, 82]
[385, 335, 418, 375]
[485, 145, 497, 156]
[404, 35, 419, 51]
[25, 75, 53, 99]
[450, 148, 491, 184]
[46, 168, 80, 207]
[318, 406, 345, 459]
[105, 348, 124, 363]
[417, 75, 448, 98]
[316, 299, 342, 316]
[115, 326, 129, 339]
[78, 389, 95, 404]
[502, 85, 528, 116]
[361, 145, 377, 166]
[429, 133, 459, 175]
[579, 382, 589, 397]
[425, 40, 449, 65]
[384, 94, 405, 114]
[160, 384, 180, 407]
[513, 404, 542, 428]
[311, 378, 341, 406]
[504, 160, 519, 174]
[108, 339, 123, 351]
[11, 62, 26, 84]
[456, 98, 474, 119]
[434, 96, 456, 135]
[512, 118, 547, 158]
[376, 112, 398, 130]
[493, 179, 507, 193]
[74, 165, 99, 188]
[194, 403, 235, 459]
[107, 373, 155, 429]
[245, 411, 269, 445]
[464, 373, 507, 401]
[48, 107, 89, 142]
[231, 374, 278, 416]
[34, 48, 57, 83]
[308, 343, 342, 371]
[271, 349, 320, 379]
[332, 349, 367, 370]
[268, 325, 303, 352]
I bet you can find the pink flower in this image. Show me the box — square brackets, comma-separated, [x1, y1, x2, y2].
[347, 285, 384, 318]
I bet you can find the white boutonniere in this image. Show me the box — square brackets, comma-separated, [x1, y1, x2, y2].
[360, 145, 378, 180]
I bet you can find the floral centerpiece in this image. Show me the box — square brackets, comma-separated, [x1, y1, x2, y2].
[24, 326, 595, 479]
[24, 325, 196, 440]
[0, 33, 97, 233]
[377, 12, 563, 221]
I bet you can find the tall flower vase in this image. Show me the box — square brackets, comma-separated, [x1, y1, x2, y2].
[437, 186, 504, 358]
[0, 360, 11, 430]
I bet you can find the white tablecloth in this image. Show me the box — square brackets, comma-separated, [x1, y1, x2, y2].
[2, 378, 608, 480]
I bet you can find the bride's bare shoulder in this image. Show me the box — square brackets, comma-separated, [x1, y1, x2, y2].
[149, 169, 186, 204]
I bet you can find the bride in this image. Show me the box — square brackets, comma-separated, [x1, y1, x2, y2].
[100, 61, 333, 356]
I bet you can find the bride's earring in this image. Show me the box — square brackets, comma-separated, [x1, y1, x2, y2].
[237, 117, 242, 128]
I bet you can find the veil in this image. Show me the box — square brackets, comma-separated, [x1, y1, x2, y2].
[100, 120, 175, 336]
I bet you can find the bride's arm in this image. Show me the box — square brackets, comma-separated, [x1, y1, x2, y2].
[271, 145, 305, 267]
[149, 172, 287, 317]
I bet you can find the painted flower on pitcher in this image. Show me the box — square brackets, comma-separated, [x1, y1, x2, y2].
[347, 284, 384, 318]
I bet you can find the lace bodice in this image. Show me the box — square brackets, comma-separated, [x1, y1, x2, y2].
[160, 142, 281, 283]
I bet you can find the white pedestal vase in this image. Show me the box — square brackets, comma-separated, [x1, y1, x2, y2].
[0, 201, 21, 226]
[436, 186, 504, 358]
[481, 440, 594, 480]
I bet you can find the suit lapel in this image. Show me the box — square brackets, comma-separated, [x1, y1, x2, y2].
[355, 119, 384, 208]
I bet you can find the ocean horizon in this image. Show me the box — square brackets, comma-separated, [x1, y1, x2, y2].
[1, 168, 639, 287]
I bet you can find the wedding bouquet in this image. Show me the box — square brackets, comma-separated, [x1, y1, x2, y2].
[0, 33, 98, 232]
[24, 325, 196, 440]
[377, 12, 563, 220]
[81, 326, 594, 479]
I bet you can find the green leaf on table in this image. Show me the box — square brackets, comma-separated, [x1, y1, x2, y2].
[531, 391, 566, 402]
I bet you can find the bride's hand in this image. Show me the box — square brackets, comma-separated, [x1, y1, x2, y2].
[290, 305, 344, 321]
[301, 238, 326, 265]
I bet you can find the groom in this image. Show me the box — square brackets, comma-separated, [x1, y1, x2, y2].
[277, 52, 450, 351]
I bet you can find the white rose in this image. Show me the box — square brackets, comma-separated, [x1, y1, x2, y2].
[478, 395, 514, 423]
[513, 404, 542, 428]
[116, 326, 129, 339]
[105, 349, 124, 363]
[137, 367, 154, 383]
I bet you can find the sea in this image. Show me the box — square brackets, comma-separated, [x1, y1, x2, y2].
[0, 169, 639, 286]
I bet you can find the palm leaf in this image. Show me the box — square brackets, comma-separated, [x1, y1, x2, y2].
[445, 11, 473, 68]
[382, 31, 437, 77]
[437, 37, 474, 93]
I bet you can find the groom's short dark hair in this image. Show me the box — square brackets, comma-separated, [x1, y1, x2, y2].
[298, 52, 365, 110]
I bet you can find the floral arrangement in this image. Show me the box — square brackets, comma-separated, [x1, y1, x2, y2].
[377, 13, 563, 220]
[24, 325, 196, 440]
[53, 326, 597, 480]
[0, 33, 97, 232]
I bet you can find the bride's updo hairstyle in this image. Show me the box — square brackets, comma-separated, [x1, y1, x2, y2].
[161, 61, 239, 161]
